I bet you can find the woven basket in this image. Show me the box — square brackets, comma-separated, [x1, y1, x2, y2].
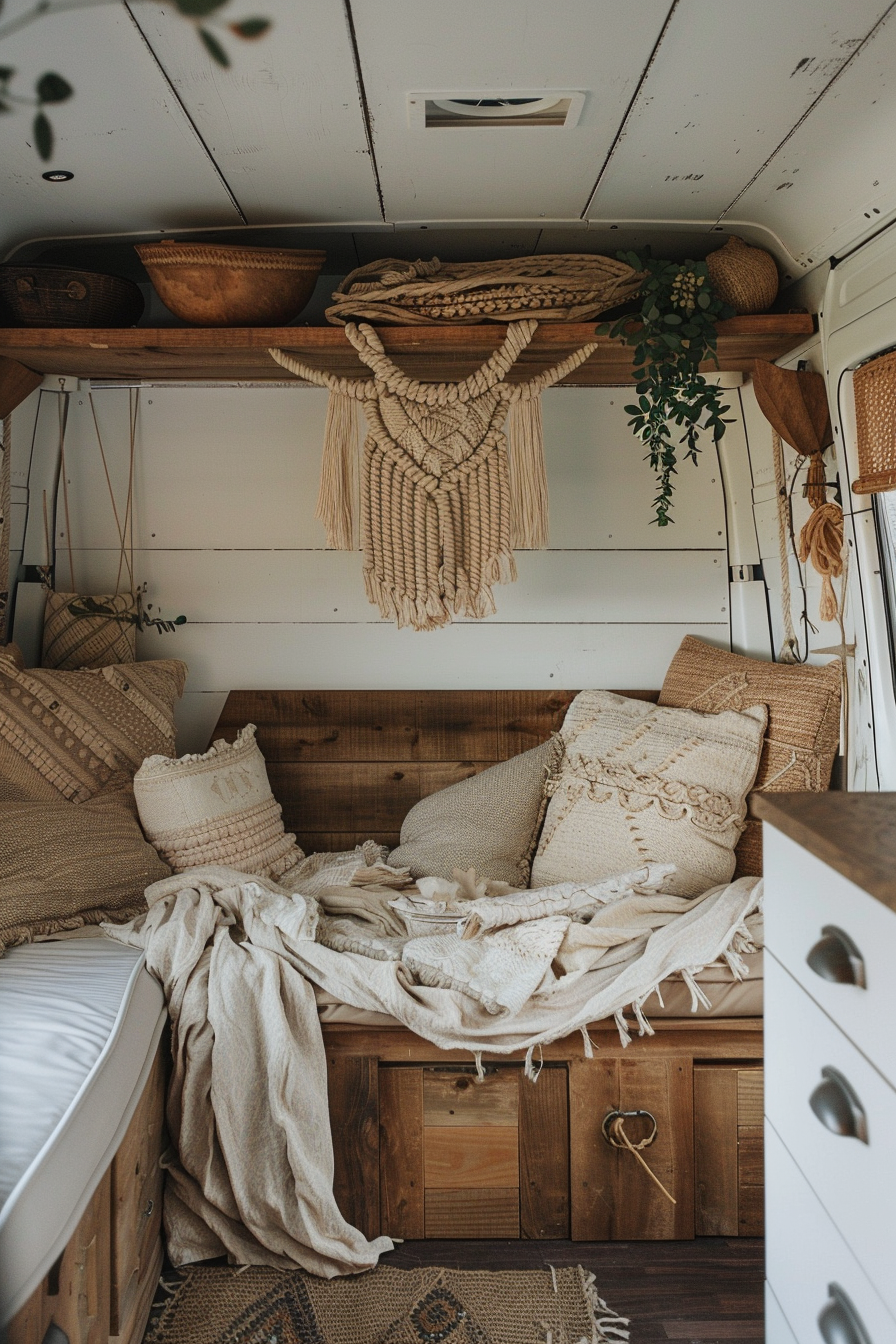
[0, 265, 144, 328]
[42, 591, 137, 669]
[325, 254, 643, 325]
[706, 236, 778, 315]
[852, 349, 896, 494]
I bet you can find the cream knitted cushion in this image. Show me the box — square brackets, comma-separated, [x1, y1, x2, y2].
[388, 737, 561, 886]
[134, 723, 304, 881]
[530, 690, 766, 897]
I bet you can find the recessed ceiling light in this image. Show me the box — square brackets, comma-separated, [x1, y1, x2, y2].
[42, 169, 74, 182]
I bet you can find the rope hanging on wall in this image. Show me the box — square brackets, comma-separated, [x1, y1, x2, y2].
[752, 360, 843, 637]
[270, 320, 597, 630]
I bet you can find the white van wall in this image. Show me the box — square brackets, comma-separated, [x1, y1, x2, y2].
[9, 384, 734, 753]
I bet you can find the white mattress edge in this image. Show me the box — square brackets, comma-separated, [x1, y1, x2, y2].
[0, 966, 166, 1327]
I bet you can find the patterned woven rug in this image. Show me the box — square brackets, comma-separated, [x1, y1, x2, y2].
[145, 1264, 629, 1344]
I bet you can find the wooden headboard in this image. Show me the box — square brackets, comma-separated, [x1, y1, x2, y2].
[211, 689, 660, 854]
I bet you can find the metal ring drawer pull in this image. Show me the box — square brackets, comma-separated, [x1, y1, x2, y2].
[810, 1067, 869, 1144]
[807, 926, 867, 989]
[601, 1109, 657, 1148]
[818, 1282, 873, 1344]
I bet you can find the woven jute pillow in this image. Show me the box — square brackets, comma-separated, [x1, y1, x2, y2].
[134, 723, 304, 882]
[0, 644, 187, 803]
[0, 789, 169, 954]
[42, 591, 138, 670]
[658, 636, 842, 875]
[388, 736, 562, 886]
[530, 690, 766, 897]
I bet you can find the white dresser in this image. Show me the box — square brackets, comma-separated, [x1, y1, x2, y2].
[756, 793, 896, 1344]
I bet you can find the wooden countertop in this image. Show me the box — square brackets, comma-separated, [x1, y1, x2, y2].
[753, 792, 896, 911]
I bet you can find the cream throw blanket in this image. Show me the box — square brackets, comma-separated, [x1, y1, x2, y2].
[104, 860, 761, 1273]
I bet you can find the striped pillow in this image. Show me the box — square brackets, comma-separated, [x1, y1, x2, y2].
[0, 644, 186, 802]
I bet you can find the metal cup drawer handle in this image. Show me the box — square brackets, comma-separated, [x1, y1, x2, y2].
[818, 1282, 873, 1344]
[807, 926, 866, 988]
[809, 1067, 869, 1144]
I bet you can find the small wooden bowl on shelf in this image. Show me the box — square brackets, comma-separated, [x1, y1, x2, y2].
[135, 241, 326, 327]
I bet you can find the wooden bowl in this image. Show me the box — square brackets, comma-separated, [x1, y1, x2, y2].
[0, 265, 144, 328]
[135, 242, 326, 327]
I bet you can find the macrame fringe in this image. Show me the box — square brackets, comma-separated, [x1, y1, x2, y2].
[507, 395, 550, 549]
[316, 391, 359, 550]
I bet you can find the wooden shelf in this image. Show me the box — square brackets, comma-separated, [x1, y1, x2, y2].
[0, 313, 814, 414]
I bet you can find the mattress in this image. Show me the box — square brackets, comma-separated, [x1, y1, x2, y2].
[315, 949, 764, 1026]
[0, 936, 167, 1327]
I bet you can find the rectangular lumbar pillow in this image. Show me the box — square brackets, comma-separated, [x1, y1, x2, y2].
[0, 790, 170, 953]
[388, 736, 562, 887]
[658, 635, 842, 875]
[134, 723, 305, 882]
[0, 643, 187, 803]
[530, 690, 766, 897]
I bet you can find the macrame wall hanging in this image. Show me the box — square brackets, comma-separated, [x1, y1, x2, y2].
[270, 320, 597, 631]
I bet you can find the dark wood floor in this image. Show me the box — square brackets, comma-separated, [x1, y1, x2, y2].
[387, 1237, 765, 1342]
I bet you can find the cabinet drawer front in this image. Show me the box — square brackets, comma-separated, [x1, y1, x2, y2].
[764, 827, 896, 1084]
[765, 1122, 895, 1343]
[765, 954, 896, 1316]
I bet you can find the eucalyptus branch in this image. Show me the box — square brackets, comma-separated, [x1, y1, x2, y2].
[599, 252, 736, 527]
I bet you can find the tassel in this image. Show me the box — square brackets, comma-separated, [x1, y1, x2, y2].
[507, 396, 550, 549]
[316, 391, 358, 550]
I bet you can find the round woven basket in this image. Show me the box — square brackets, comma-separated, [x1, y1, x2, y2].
[706, 236, 779, 315]
[135, 242, 325, 327]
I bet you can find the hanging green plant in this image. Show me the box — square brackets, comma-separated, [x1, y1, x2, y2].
[600, 254, 737, 526]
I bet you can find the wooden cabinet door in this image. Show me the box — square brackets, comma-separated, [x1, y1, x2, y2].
[569, 1055, 694, 1240]
[379, 1064, 569, 1240]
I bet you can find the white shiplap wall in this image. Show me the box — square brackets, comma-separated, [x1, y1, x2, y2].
[11, 383, 731, 752]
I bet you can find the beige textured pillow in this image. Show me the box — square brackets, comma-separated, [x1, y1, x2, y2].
[0, 790, 170, 954]
[0, 644, 187, 803]
[659, 635, 842, 875]
[134, 723, 304, 881]
[530, 690, 766, 897]
[388, 737, 561, 886]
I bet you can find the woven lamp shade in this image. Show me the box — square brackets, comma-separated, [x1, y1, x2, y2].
[852, 349, 896, 494]
[706, 236, 779, 315]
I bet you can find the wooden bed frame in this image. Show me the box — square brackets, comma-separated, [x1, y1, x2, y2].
[7, 1046, 166, 1344]
[212, 688, 765, 1243]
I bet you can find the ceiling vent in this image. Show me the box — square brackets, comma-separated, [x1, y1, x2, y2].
[407, 91, 584, 130]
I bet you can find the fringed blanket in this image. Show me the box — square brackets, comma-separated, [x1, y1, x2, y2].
[104, 856, 761, 1274]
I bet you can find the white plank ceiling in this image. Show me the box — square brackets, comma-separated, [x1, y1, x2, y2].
[1, 0, 896, 274]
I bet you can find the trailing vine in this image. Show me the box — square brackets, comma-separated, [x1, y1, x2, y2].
[601, 253, 736, 526]
[69, 585, 187, 635]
